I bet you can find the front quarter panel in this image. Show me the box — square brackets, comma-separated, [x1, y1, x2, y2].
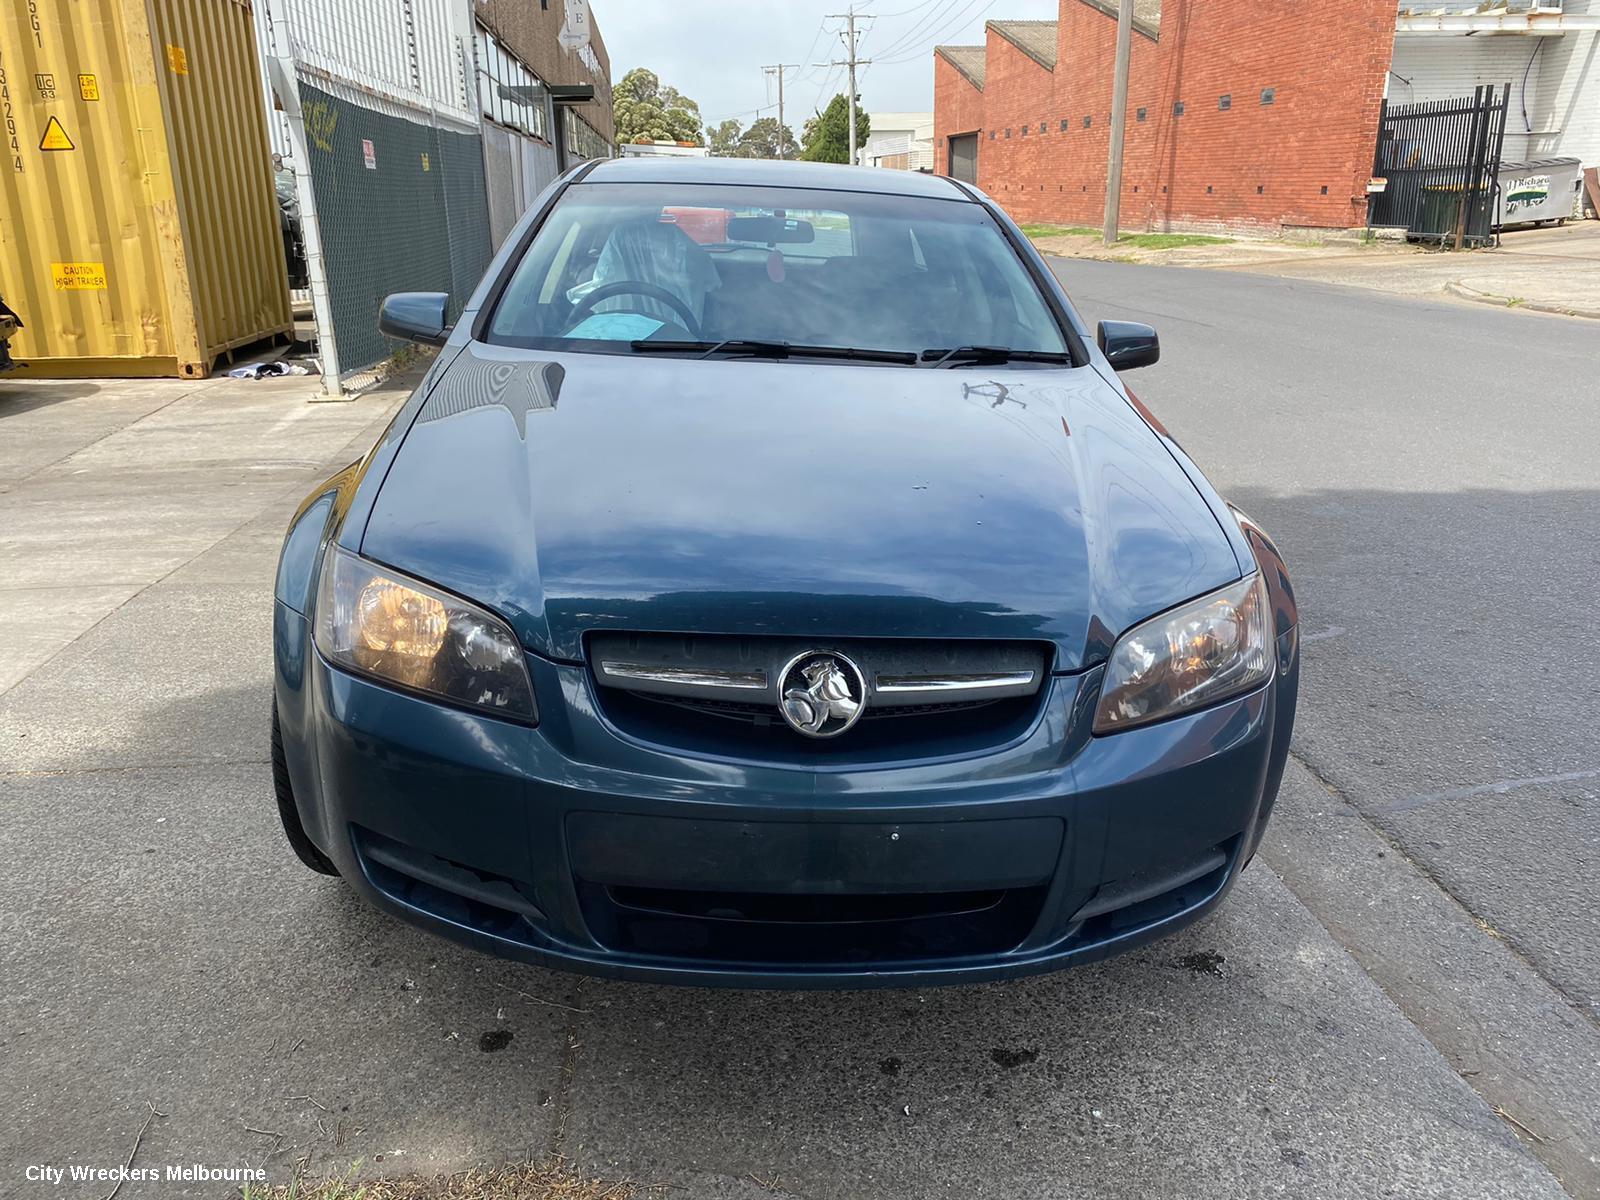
[272, 344, 466, 862]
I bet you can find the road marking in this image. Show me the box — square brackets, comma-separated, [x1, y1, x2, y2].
[1301, 625, 1346, 644]
[1380, 768, 1600, 815]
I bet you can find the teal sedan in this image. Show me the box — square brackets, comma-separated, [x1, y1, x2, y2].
[271, 158, 1299, 988]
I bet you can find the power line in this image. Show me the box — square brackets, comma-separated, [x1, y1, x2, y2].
[871, 0, 965, 60]
[874, 0, 1002, 64]
[864, 0, 943, 18]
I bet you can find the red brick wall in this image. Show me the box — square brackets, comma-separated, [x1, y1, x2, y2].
[933, 0, 1398, 233]
[933, 55, 985, 176]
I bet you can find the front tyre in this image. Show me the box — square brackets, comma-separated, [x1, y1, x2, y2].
[271, 700, 339, 876]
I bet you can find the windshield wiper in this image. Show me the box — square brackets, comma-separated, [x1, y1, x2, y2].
[629, 339, 918, 365]
[921, 346, 1075, 368]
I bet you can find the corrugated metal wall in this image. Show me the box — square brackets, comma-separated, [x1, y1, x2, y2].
[1389, 36, 1542, 162]
[483, 120, 558, 250]
[0, 0, 291, 376]
[1531, 1, 1600, 169]
[151, 0, 295, 368]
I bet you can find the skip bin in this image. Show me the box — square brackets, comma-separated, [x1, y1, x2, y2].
[1495, 158, 1583, 228]
[0, 0, 291, 378]
[1414, 184, 1494, 248]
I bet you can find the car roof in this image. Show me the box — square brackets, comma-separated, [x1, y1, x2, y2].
[579, 155, 974, 201]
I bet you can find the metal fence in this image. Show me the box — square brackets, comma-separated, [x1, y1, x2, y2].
[1369, 84, 1511, 248]
[256, 0, 491, 391]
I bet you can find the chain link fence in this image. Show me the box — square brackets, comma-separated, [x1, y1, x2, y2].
[298, 83, 491, 373]
[257, 0, 489, 390]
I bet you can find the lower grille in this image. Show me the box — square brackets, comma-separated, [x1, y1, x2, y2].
[578, 879, 1048, 966]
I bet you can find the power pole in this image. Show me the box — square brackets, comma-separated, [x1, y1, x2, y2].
[822, 8, 870, 164]
[1103, 0, 1134, 246]
[762, 64, 798, 158]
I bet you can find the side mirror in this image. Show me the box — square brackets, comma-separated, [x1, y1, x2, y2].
[1096, 320, 1160, 371]
[379, 292, 451, 347]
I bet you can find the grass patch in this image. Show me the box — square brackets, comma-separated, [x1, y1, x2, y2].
[1018, 224, 1233, 249]
[240, 1160, 638, 1200]
[1017, 223, 1099, 238]
[1118, 232, 1232, 249]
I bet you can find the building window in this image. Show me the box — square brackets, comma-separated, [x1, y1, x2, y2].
[565, 108, 611, 161]
[1021, 124, 1028, 136]
[1082, 115, 1091, 128]
[1173, 100, 1185, 117]
[1219, 94, 1232, 111]
[1040, 122, 1047, 134]
[476, 26, 549, 140]
[1261, 88, 1276, 105]
[989, 130, 996, 139]
[1005, 128, 1012, 138]
[1136, 107, 1147, 122]
[1060, 118, 1069, 131]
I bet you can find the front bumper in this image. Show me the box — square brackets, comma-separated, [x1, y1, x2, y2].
[275, 603, 1297, 988]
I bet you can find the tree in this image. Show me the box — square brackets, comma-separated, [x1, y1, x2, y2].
[800, 94, 870, 164]
[614, 68, 703, 148]
[708, 119, 743, 157]
[736, 117, 799, 160]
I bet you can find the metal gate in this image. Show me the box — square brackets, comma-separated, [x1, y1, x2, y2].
[1369, 84, 1510, 249]
[948, 134, 978, 184]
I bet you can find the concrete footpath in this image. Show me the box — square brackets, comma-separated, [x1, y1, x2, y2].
[1032, 219, 1600, 320]
[0, 367, 1579, 1198]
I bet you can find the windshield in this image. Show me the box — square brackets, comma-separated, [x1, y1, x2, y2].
[483, 182, 1070, 361]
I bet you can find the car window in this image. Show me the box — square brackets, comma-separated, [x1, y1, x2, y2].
[484, 182, 1068, 358]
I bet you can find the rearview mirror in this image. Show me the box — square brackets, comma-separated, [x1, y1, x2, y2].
[1096, 320, 1160, 371]
[726, 216, 815, 245]
[379, 292, 451, 347]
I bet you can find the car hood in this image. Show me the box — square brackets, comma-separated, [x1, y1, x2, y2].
[360, 344, 1240, 671]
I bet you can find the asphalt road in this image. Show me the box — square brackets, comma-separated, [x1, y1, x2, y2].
[2, 265, 1596, 1199]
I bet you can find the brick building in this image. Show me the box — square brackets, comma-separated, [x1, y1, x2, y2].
[934, 0, 1402, 235]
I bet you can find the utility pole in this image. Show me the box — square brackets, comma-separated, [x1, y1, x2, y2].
[1103, 0, 1134, 246]
[822, 8, 870, 164]
[762, 64, 798, 158]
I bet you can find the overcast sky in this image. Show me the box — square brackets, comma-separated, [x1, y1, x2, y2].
[598, 0, 1058, 130]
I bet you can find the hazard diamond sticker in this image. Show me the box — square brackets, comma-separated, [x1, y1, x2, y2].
[39, 116, 74, 152]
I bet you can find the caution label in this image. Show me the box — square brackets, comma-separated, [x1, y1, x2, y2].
[39, 116, 74, 151]
[52, 262, 108, 290]
[79, 74, 100, 102]
[166, 45, 189, 75]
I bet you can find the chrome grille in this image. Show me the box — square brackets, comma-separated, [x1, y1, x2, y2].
[587, 633, 1053, 758]
[590, 634, 1048, 710]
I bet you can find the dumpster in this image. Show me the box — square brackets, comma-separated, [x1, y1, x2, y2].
[0, 0, 292, 378]
[1495, 158, 1584, 228]
[1414, 184, 1494, 247]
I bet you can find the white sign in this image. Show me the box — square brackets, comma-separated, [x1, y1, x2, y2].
[560, 0, 591, 52]
[363, 138, 376, 170]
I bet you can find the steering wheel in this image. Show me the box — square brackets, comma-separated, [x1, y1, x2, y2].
[568, 280, 702, 338]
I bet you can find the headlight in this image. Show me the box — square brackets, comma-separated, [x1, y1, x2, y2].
[1093, 574, 1271, 733]
[313, 546, 536, 723]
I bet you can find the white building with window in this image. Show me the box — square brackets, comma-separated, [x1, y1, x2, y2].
[860, 112, 936, 172]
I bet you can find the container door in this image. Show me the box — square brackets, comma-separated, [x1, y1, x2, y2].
[0, 0, 178, 373]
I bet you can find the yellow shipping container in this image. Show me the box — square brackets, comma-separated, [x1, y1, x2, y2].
[0, 0, 291, 377]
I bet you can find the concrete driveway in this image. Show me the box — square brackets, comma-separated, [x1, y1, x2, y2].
[0, 269, 1592, 1199]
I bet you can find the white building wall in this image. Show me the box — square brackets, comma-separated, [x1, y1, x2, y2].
[1391, 11, 1600, 170]
[1531, 0, 1600, 168]
[1388, 35, 1545, 161]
